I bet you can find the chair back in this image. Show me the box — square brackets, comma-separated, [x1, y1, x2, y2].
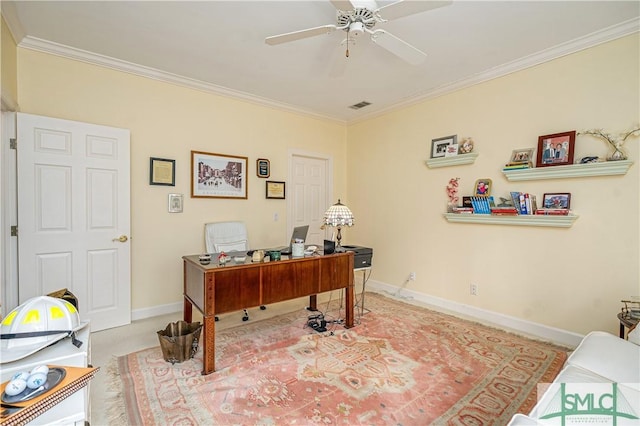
[204, 221, 249, 253]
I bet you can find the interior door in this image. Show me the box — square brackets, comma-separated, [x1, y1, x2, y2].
[289, 152, 332, 246]
[17, 113, 131, 331]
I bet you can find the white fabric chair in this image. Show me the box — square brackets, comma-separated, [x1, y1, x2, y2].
[204, 221, 265, 321]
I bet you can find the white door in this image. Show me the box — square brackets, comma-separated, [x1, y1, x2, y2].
[288, 151, 332, 246]
[17, 113, 131, 331]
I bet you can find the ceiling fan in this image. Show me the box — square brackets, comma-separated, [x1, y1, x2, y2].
[265, 0, 452, 65]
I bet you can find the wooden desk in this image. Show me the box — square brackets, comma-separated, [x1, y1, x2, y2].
[183, 252, 355, 374]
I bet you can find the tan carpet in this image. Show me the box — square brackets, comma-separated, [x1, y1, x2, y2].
[107, 293, 567, 425]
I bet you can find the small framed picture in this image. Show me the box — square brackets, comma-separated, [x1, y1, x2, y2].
[474, 178, 492, 196]
[266, 181, 286, 199]
[150, 157, 175, 186]
[445, 144, 459, 157]
[536, 131, 576, 167]
[510, 148, 534, 164]
[542, 193, 571, 209]
[168, 193, 183, 213]
[431, 135, 457, 158]
[257, 158, 270, 178]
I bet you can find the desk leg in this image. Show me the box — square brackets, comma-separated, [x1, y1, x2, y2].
[345, 283, 354, 328]
[183, 298, 193, 323]
[307, 295, 318, 311]
[201, 314, 216, 375]
[620, 322, 625, 339]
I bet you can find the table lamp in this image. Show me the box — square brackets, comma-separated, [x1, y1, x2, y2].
[322, 199, 354, 252]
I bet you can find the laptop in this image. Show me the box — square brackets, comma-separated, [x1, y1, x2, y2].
[280, 225, 309, 255]
[250, 225, 309, 256]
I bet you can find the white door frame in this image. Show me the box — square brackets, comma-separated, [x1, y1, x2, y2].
[1, 110, 18, 315]
[287, 149, 333, 241]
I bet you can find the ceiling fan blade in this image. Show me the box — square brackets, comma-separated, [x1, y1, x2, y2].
[375, 0, 452, 22]
[265, 25, 337, 45]
[330, 0, 355, 11]
[370, 29, 426, 65]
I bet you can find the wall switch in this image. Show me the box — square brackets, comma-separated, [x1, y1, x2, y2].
[274, 213, 279, 221]
[470, 283, 478, 296]
[409, 272, 416, 281]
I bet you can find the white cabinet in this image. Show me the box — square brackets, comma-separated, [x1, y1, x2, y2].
[1, 324, 91, 425]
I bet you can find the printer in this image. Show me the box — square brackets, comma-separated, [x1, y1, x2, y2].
[342, 245, 373, 269]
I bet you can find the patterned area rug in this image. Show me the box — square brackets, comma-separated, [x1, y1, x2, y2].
[108, 293, 567, 425]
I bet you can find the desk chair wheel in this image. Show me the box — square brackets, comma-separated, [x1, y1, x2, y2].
[242, 309, 249, 322]
[215, 316, 219, 321]
[260, 305, 266, 310]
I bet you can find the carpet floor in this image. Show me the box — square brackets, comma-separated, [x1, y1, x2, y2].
[107, 293, 567, 425]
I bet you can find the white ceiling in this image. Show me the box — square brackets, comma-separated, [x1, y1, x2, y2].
[3, 1, 639, 123]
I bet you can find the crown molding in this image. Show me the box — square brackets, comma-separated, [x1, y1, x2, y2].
[11, 17, 639, 126]
[18, 36, 347, 125]
[350, 18, 640, 124]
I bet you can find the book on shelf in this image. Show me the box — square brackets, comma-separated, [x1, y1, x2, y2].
[503, 161, 533, 170]
[490, 207, 519, 215]
[470, 196, 492, 214]
[452, 207, 474, 214]
[535, 208, 570, 216]
[509, 192, 537, 215]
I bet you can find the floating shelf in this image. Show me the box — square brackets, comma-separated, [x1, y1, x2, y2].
[502, 160, 633, 181]
[443, 213, 579, 228]
[425, 152, 478, 168]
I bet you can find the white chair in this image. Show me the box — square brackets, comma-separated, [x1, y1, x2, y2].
[204, 221, 265, 321]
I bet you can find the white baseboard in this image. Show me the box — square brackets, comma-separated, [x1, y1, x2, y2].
[131, 281, 584, 348]
[366, 279, 584, 348]
[131, 301, 182, 322]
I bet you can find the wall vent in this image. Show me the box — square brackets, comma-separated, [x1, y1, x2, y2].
[348, 101, 371, 110]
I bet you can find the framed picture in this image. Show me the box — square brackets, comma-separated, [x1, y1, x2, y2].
[474, 178, 492, 196]
[510, 148, 534, 164]
[149, 157, 175, 186]
[168, 193, 183, 213]
[536, 131, 576, 167]
[266, 181, 285, 199]
[431, 135, 457, 158]
[445, 143, 459, 157]
[542, 193, 571, 209]
[191, 151, 248, 199]
[257, 158, 270, 178]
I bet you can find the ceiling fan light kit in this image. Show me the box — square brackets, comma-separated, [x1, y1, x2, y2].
[265, 0, 452, 64]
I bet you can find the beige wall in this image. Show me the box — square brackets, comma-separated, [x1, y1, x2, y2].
[1, 15, 18, 108]
[16, 50, 347, 310]
[13, 34, 640, 336]
[346, 35, 640, 336]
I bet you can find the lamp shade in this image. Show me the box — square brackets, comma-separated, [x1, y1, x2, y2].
[323, 199, 354, 227]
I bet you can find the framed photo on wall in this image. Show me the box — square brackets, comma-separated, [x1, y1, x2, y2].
[149, 157, 175, 186]
[256, 158, 270, 178]
[266, 181, 285, 199]
[168, 193, 183, 213]
[191, 151, 248, 199]
[431, 135, 457, 158]
[536, 131, 576, 167]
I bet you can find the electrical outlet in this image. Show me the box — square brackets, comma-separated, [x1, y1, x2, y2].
[470, 283, 478, 296]
[409, 272, 416, 281]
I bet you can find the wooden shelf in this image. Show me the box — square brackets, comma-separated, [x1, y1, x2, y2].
[443, 213, 579, 228]
[502, 160, 633, 181]
[425, 153, 478, 168]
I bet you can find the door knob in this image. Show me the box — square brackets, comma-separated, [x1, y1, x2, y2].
[112, 235, 128, 243]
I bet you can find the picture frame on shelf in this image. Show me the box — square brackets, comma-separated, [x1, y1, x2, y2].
[510, 148, 534, 164]
[168, 193, 183, 213]
[266, 181, 286, 199]
[445, 144, 459, 157]
[431, 135, 457, 158]
[474, 178, 492, 196]
[256, 158, 270, 178]
[542, 193, 571, 209]
[536, 131, 576, 167]
[149, 157, 176, 186]
[191, 150, 248, 199]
